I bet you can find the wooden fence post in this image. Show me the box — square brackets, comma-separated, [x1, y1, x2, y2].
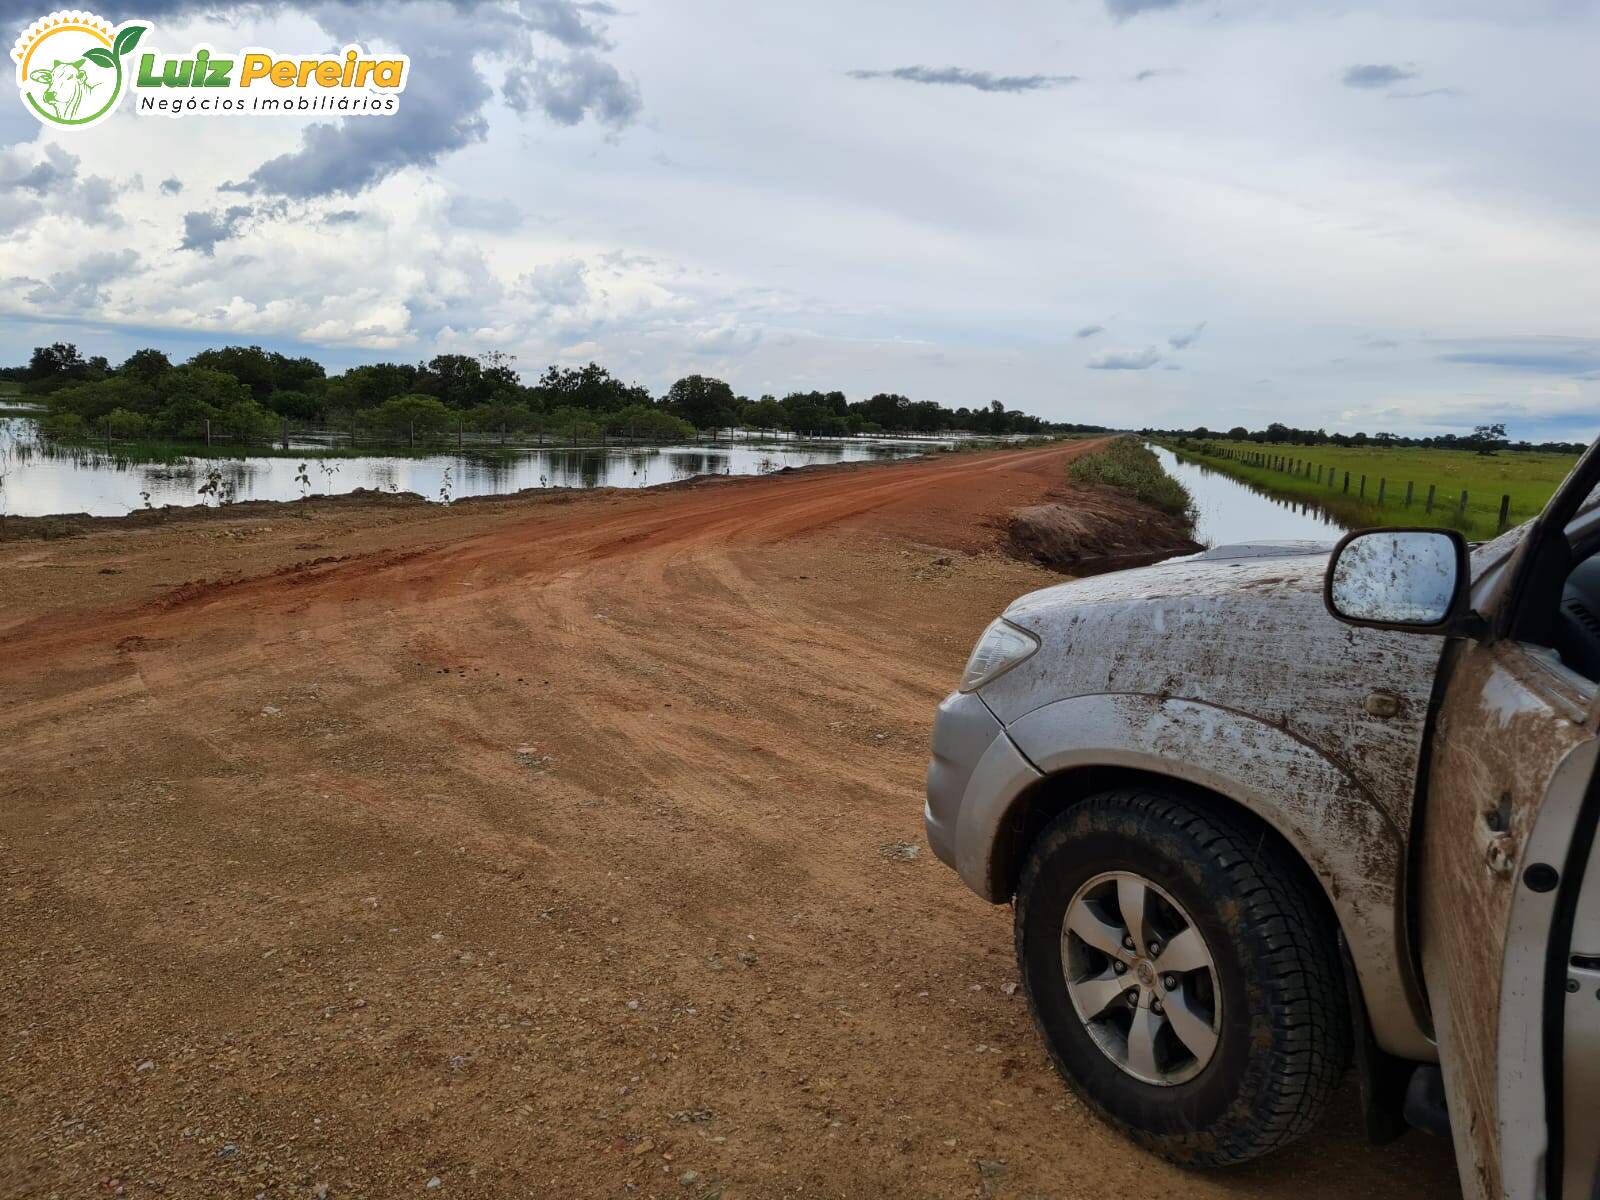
[1377, 478, 1386, 506]
[281, 417, 289, 450]
[1405, 481, 1414, 508]
[1359, 474, 1366, 498]
[1458, 490, 1469, 519]
[1343, 470, 1350, 494]
[205, 418, 211, 447]
[105, 417, 112, 453]
[457, 419, 463, 450]
[1498, 494, 1511, 532]
[409, 421, 415, 448]
[1426, 484, 1436, 514]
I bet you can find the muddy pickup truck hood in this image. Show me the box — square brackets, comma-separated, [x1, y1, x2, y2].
[978, 541, 1447, 833]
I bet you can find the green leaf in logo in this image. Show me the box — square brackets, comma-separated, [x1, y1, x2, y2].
[113, 24, 146, 59]
[83, 47, 115, 68]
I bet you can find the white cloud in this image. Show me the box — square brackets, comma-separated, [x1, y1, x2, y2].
[0, 0, 1596, 440]
[1088, 346, 1162, 370]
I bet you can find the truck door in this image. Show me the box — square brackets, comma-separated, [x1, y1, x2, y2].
[1422, 455, 1600, 1200]
[1423, 640, 1595, 1200]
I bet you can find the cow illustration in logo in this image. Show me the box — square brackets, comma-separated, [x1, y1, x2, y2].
[32, 55, 94, 118]
[11, 10, 146, 128]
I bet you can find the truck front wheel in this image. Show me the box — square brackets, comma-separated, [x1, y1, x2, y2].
[1013, 786, 1351, 1165]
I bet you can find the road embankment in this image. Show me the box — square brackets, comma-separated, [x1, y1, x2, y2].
[1005, 435, 1202, 572]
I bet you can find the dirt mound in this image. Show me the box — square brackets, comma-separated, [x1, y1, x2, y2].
[0, 487, 431, 542]
[1007, 486, 1202, 573]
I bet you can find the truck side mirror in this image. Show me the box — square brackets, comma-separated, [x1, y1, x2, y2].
[1324, 527, 1471, 634]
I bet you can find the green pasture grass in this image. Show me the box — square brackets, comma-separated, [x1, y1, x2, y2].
[1164, 439, 1580, 540]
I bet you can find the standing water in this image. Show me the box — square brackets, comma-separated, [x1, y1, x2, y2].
[0, 416, 951, 518]
[1148, 444, 1346, 547]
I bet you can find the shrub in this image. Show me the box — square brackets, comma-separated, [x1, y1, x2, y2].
[1069, 435, 1195, 521]
[155, 396, 224, 439]
[267, 389, 322, 420]
[215, 400, 279, 442]
[465, 400, 534, 433]
[603, 404, 694, 441]
[38, 411, 87, 440]
[46, 377, 160, 422]
[106, 408, 151, 439]
[535, 405, 604, 440]
[362, 394, 454, 442]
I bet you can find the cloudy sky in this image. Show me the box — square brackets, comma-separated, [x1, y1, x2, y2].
[3, 0, 1598, 440]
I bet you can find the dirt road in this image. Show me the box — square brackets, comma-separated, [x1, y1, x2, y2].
[0, 442, 1458, 1198]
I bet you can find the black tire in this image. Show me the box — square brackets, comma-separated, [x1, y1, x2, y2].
[1014, 786, 1351, 1166]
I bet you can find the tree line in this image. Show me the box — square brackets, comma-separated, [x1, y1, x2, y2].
[7, 342, 1064, 444]
[1147, 420, 1586, 456]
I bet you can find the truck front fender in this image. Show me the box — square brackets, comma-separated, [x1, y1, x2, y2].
[963, 691, 1431, 1062]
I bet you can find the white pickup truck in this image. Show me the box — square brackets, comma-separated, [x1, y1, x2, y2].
[926, 442, 1600, 1199]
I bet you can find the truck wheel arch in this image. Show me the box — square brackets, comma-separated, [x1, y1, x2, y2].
[974, 692, 1434, 1063]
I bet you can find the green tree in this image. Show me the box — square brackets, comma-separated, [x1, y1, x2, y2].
[664, 375, 737, 430]
[215, 399, 278, 441]
[28, 341, 87, 380]
[417, 354, 492, 409]
[188, 345, 277, 402]
[603, 405, 694, 440]
[24, 342, 90, 393]
[465, 399, 534, 432]
[270, 353, 326, 397]
[46, 377, 160, 422]
[157, 366, 252, 410]
[105, 408, 151, 439]
[478, 350, 521, 397]
[155, 396, 223, 438]
[852, 393, 908, 429]
[534, 405, 605, 440]
[1469, 422, 1508, 456]
[119, 348, 172, 384]
[325, 363, 419, 413]
[362, 394, 454, 441]
[266, 389, 321, 420]
[532, 362, 650, 413]
[742, 395, 785, 431]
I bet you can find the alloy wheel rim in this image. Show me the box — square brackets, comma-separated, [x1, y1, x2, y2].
[1060, 870, 1222, 1086]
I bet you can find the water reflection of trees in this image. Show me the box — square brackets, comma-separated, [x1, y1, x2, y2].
[545, 450, 607, 489]
[669, 452, 710, 478]
[458, 453, 517, 488]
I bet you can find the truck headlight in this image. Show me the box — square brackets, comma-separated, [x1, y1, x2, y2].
[959, 618, 1040, 693]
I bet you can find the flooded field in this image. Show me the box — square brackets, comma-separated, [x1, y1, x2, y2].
[0, 416, 948, 517]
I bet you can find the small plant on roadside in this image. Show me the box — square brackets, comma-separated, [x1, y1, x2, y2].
[438, 465, 453, 505]
[139, 489, 153, 509]
[197, 467, 236, 506]
[318, 460, 340, 494]
[294, 462, 311, 498]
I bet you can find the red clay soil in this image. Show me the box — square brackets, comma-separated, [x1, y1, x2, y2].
[0, 440, 1456, 1198]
